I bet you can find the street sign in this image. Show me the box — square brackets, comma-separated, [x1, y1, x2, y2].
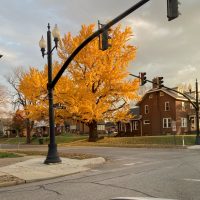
[172, 121, 176, 131]
[53, 103, 66, 109]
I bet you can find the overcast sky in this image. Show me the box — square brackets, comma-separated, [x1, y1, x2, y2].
[0, 0, 200, 90]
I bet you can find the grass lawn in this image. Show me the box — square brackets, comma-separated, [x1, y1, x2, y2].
[97, 135, 196, 146]
[0, 137, 26, 144]
[0, 134, 88, 145]
[0, 152, 22, 158]
[0, 134, 197, 148]
[63, 135, 196, 148]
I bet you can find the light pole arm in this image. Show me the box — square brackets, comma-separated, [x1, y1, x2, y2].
[129, 73, 197, 110]
[51, 0, 150, 89]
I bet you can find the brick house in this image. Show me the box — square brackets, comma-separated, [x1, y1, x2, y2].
[118, 82, 197, 136]
[136, 84, 196, 136]
[117, 107, 142, 136]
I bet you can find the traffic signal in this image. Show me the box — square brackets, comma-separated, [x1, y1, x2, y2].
[167, 0, 180, 21]
[157, 77, 164, 88]
[140, 72, 147, 86]
[98, 21, 112, 51]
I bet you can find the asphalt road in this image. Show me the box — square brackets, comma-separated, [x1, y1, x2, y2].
[0, 146, 200, 200]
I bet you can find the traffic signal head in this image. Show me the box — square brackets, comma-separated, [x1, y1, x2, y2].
[157, 77, 164, 88]
[167, 0, 180, 21]
[140, 72, 147, 86]
[98, 21, 112, 51]
[101, 29, 112, 51]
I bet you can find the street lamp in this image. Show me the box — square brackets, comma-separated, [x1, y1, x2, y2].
[195, 79, 200, 144]
[39, 23, 61, 164]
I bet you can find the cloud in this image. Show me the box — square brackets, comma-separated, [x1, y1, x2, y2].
[178, 65, 196, 75]
[126, 18, 171, 39]
[0, 0, 199, 91]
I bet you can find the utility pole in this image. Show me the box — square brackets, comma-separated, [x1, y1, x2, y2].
[195, 79, 200, 144]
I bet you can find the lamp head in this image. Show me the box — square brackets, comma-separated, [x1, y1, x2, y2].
[52, 24, 60, 39]
[39, 36, 46, 57]
[52, 24, 60, 48]
[39, 35, 46, 49]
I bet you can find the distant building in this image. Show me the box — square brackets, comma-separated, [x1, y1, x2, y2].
[117, 107, 141, 136]
[118, 80, 198, 136]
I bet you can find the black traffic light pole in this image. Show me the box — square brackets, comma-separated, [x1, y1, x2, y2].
[129, 73, 200, 144]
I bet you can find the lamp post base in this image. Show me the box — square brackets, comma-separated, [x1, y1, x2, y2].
[44, 144, 62, 164]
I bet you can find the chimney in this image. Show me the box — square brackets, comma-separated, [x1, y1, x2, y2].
[152, 78, 158, 89]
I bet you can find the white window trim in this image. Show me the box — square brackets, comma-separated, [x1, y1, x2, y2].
[181, 118, 187, 128]
[182, 102, 186, 111]
[163, 118, 172, 128]
[160, 92, 164, 96]
[165, 101, 170, 111]
[145, 105, 149, 114]
[133, 121, 138, 130]
[144, 120, 150, 125]
[149, 94, 153, 99]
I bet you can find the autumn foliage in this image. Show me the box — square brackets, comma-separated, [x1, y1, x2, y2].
[19, 24, 139, 141]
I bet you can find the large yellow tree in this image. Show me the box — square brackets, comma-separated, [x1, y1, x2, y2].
[57, 24, 139, 141]
[19, 24, 139, 142]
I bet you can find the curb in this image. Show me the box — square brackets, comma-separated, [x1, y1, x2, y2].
[187, 145, 200, 150]
[0, 180, 25, 188]
[0, 176, 25, 188]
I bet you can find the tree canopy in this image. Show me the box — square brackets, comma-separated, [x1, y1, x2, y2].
[19, 24, 139, 141]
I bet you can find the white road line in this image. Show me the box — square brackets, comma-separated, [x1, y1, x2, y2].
[115, 158, 127, 161]
[90, 169, 101, 172]
[111, 197, 177, 200]
[123, 162, 143, 166]
[184, 178, 200, 182]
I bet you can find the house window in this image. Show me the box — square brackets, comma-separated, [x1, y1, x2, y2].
[97, 125, 105, 131]
[182, 102, 185, 111]
[149, 94, 153, 99]
[163, 118, 172, 128]
[165, 102, 170, 111]
[133, 121, 138, 130]
[160, 92, 164, 96]
[144, 120, 150, 125]
[190, 117, 195, 130]
[190, 103, 194, 109]
[181, 118, 187, 128]
[145, 105, 149, 114]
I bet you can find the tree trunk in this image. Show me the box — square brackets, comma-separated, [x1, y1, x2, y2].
[88, 120, 98, 142]
[26, 119, 32, 144]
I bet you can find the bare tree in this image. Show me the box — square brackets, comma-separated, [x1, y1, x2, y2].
[6, 67, 34, 144]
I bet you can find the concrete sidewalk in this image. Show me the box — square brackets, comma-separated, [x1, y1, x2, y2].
[187, 145, 200, 149]
[0, 156, 105, 187]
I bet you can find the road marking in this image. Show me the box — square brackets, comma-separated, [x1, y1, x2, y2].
[91, 169, 101, 172]
[111, 197, 177, 200]
[184, 178, 200, 182]
[116, 158, 127, 161]
[123, 162, 143, 166]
